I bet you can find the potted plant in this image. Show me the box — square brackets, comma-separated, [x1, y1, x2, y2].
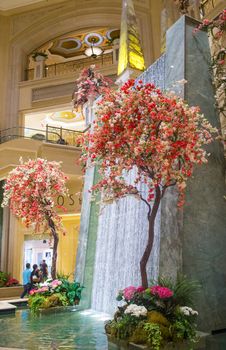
[105, 276, 201, 350]
[32, 51, 48, 62]
[28, 278, 84, 314]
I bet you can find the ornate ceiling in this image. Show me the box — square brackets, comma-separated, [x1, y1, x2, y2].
[31, 28, 120, 60]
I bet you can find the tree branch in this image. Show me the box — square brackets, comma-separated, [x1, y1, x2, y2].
[140, 194, 151, 217]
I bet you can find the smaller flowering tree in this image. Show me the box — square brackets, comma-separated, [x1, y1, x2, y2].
[72, 65, 112, 111]
[2, 158, 68, 279]
[79, 79, 217, 288]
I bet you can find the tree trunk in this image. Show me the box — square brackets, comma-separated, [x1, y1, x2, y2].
[140, 186, 161, 288]
[48, 217, 59, 280]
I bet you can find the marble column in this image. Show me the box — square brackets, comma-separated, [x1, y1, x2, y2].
[160, 15, 226, 332]
[75, 102, 100, 309]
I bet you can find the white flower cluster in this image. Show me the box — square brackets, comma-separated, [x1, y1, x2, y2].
[180, 306, 198, 316]
[124, 304, 147, 317]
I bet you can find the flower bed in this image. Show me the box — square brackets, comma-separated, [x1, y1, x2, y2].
[105, 276, 200, 350]
[0, 271, 20, 288]
[28, 278, 83, 314]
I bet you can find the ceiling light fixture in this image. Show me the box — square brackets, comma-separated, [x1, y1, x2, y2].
[84, 39, 103, 58]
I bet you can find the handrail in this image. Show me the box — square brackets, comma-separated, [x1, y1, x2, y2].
[25, 52, 114, 81]
[0, 125, 90, 147]
[0, 125, 90, 134]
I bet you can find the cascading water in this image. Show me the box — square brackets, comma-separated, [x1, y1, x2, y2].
[91, 169, 161, 315]
[91, 56, 165, 315]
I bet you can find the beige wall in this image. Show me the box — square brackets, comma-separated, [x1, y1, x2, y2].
[0, 0, 162, 131]
[0, 15, 10, 129]
[5, 214, 80, 282]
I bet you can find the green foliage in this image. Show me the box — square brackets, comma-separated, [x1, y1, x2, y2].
[54, 279, 84, 305]
[106, 315, 140, 340]
[116, 290, 123, 301]
[143, 323, 162, 350]
[147, 311, 170, 327]
[0, 271, 19, 287]
[144, 275, 200, 319]
[56, 292, 70, 306]
[170, 309, 198, 347]
[0, 271, 8, 287]
[130, 323, 148, 344]
[28, 292, 70, 314]
[28, 278, 83, 314]
[155, 275, 200, 307]
[28, 294, 46, 315]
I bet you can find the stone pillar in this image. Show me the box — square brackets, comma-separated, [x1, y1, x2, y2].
[33, 56, 46, 80]
[75, 102, 100, 309]
[112, 38, 120, 65]
[160, 15, 226, 332]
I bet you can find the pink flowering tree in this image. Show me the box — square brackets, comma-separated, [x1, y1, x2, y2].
[79, 79, 217, 288]
[2, 158, 68, 279]
[72, 65, 112, 111]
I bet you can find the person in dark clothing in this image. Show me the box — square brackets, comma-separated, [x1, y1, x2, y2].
[30, 264, 41, 285]
[56, 138, 68, 145]
[40, 260, 48, 280]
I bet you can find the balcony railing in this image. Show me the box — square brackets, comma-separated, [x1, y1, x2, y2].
[25, 52, 114, 81]
[0, 126, 89, 147]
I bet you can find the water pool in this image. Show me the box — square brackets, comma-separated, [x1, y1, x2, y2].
[0, 308, 110, 349]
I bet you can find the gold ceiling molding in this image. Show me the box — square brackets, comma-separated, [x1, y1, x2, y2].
[38, 28, 121, 59]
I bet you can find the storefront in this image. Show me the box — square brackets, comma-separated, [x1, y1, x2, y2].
[0, 178, 81, 283]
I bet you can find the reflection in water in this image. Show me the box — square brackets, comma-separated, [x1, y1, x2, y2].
[0, 309, 110, 349]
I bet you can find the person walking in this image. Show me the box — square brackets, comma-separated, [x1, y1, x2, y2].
[40, 260, 48, 280]
[20, 263, 32, 298]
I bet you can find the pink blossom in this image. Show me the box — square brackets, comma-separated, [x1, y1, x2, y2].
[51, 279, 62, 288]
[123, 286, 137, 301]
[39, 286, 48, 293]
[136, 286, 145, 293]
[203, 19, 211, 25]
[150, 285, 173, 299]
[2, 158, 68, 234]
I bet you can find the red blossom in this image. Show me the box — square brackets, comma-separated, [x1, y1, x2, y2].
[79, 80, 217, 207]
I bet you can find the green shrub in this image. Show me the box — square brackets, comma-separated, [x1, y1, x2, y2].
[54, 279, 84, 305]
[143, 323, 162, 350]
[28, 294, 46, 315]
[0, 271, 8, 287]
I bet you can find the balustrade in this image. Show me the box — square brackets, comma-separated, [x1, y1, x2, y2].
[25, 52, 114, 81]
